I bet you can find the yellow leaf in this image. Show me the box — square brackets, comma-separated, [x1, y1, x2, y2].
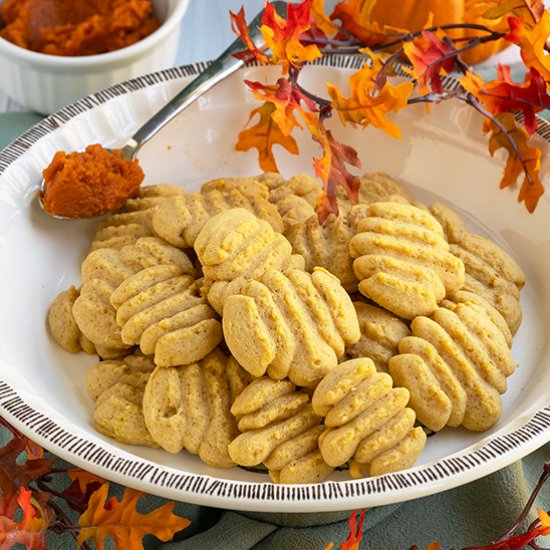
[327, 59, 413, 138]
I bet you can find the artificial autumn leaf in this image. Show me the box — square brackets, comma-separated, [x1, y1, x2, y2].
[0, 487, 51, 550]
[78, 483, 190, 550]
[481, 0, 545, 24]
[64, 469, 104, 514]
[487, 112, 544, 212]
[311, 0, 339, 35]
[341, 508, 366, 550]
[460, 65, 550, 135]
[312, 124, 362, 222]
[327, 56, 413, 138]
[506, 11, 550, 83]
[408, 544, 441, 550]
[403, 30, 457, 95]
[261, 0, 322, 73]
[330, 0, 387, 46]
[230, 7, 269, 64]
[236, 101, 299, 172]
[245, 77, 318, 136]
[0, 435, 52, 502]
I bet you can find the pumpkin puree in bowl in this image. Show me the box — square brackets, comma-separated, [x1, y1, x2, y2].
[0, 0, 160, 56]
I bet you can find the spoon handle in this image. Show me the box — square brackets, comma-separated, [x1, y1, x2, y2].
[121, 1, 287, 158]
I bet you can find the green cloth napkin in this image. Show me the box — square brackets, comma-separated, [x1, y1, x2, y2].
[1, 111, 549, 550]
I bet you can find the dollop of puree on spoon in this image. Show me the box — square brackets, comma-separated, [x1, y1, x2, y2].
[39, 144, 144, 219]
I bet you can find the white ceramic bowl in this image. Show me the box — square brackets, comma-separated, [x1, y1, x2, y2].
[0, 0, 189, 114]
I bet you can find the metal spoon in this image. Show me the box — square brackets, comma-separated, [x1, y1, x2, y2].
[38, 1, 287, 219]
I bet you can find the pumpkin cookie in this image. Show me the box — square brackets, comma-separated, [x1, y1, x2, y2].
[142, 349, 252, 467]
[228, 377, 332, 483]
[350, 201, 464, 319]
[223, 267, 360, 387]
[388, 301, 516, 432]
[312, 358, 426, 477]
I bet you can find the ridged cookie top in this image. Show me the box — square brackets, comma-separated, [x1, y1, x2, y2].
[142, 349, 252, 467]
[346, 301, 411, 371]
[86, 353, 157, 447]
[430, 202, 524, 334]
[152, 183, 283, 248]
[112, 265, 222, 367]
[228, 377, 332, 484]
[388, 301, 516, 432]
[311, 358, 426, 477]
[350, 202, 465, 319]
[285, 213, 357, 292]
[194, 208, 299, 282]
[223, 268, 360, 387]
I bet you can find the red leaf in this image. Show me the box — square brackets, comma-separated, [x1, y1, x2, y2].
[341, 508, 366, 550]
[230, 6, 269, 64]
[260, 0, 322, 73]
[505, 12, 550, 83]
[460, 66, 550, 135]
[403, 30, 457, 94]
[310, 123, 361, 223]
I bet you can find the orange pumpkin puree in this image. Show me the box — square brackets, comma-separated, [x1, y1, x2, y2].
[41, 144, 144, 219]
[0, 0, 160, 56]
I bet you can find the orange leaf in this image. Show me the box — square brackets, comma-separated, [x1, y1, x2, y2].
[245, 77, 317, 136]
[236, 102, 300, 172]
[403, 30, 457, 95]
[311, 0, 339, 35]
[460, 66, 550, 135]
[229, 6, 269, 64]
[341, 508, 366, 550]
[67, 468, 105, 493]
[305, 112, 361, 222]
[77, 483, 190, 550]
[327, 57, 413, 138]
[487, 112, 544, 212]
[537, 508, 550, 533]
[482, 0, 545, 24]
[506, 11, 550, 83]
[331, 0, 387, 46]
[260, 0, 322, 74]
[0, 487, 51, 550]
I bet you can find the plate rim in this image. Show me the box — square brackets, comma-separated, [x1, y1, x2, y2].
[1, 55, 549, 511]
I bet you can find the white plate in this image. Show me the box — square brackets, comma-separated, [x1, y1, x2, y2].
[0, 57, 549, 513]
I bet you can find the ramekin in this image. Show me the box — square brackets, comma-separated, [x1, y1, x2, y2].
[0, 0, 189, 114]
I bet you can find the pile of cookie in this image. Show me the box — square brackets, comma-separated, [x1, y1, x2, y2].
[48, 172, 524, 484]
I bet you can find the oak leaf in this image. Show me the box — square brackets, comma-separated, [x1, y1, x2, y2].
[331, 0, 387, 46]
[236, 101, 299, 172]
[260, 0, 322, 73]
[311, 0, 339, 35]
[341, 508, 366, 550]
[64, 468, 105, 514]
[310, 121, 361, 222]
[481, 0, 545, 24]
[506, 11, 550, 83]
[0, 487, 51, 550]
[229, 7, 269, 64]
[460, 66, 550, 135]
[245, 77, 318, 136]
[487, 112, 544, 212]
[327, 57, 413, 138]
[77, 483, 190, 550]
[403, 30, 457, 95]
